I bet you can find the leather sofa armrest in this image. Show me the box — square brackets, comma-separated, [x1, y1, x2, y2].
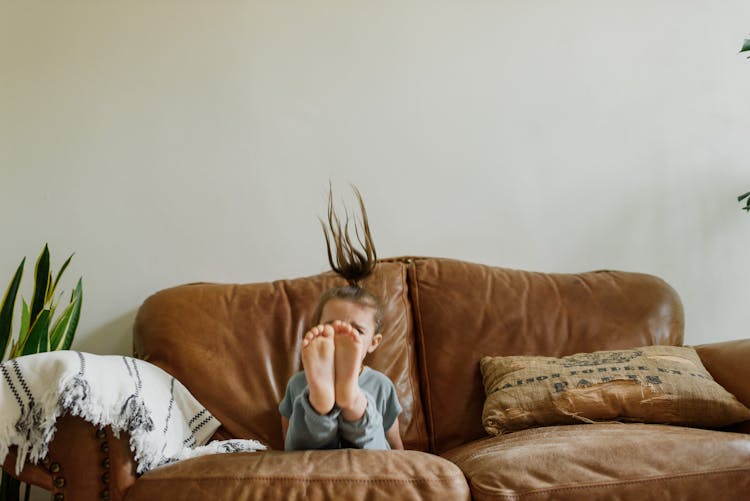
[2, 415, 137, 500]
[2, 450, 54, 491]
[695, 339, 750, 434]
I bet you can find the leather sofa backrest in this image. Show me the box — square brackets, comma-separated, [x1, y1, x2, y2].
[133, 260, 430, 451]
[408, 258, 685, 452]
[133, 256, 684, 454]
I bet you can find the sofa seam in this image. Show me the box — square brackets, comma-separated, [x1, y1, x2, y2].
[407, 259, 436, 453]
[138, 474, 468, 484]
[472, 465, 750, 500]
[397, 261, 429, 452]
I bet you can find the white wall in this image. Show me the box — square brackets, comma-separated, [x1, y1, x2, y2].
[1, 2, 748, 499]
[2, 1, 749, 355]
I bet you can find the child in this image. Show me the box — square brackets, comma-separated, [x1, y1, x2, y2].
[279, 187, 404, 451]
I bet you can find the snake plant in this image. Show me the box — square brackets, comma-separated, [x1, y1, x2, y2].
[0, 244, 83, 501]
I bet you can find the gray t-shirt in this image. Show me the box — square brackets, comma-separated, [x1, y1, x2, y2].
[279, 366, 402, 431]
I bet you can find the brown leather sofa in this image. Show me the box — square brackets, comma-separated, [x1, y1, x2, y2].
[5, 257, 750, 500]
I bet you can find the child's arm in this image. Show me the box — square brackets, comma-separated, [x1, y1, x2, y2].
[385, 419, 404, 450]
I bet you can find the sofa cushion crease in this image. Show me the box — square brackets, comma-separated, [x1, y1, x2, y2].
[125, 450, 471, 500]
[19, 255, 735, 501]
[442, 423, 750, 500]
[467, 468, 750, 501]
[405, 258, 438, 453]
[394, 261, 430, 449]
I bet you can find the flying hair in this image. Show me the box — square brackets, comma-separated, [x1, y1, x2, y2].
[314, 184, 384, 333]
[320, 184, 377, 287]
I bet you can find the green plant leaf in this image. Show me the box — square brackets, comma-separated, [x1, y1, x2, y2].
[8, 340, 17, 358]
[741, 38, 750, 53]
[45, 270, 53, 304]
[60, 278, 82, 351]
[51, 253, 74, 297]
[39, 321, 48, 352]
[10, 301, 33, 359]
[30, 244, 50, 324]
[19, 299, 30, 348]
[49, 293, 58, 322]
[49, 301, 75, 350]
[0, 258, 25, 361]
[21, 309, 50, 356]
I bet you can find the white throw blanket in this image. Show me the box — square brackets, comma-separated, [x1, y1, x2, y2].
[0, 351, 265, 475]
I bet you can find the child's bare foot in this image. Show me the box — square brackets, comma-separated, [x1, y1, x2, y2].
[333, 321, 367, 421]
[301, 324, 335, 415]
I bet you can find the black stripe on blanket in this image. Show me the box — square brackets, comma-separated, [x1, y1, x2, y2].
[5, 359, 43, 437]
[160, 378, 176, 457]
[11, 360, 34, 407]
[75, 351, 86, 376]
[61, 352, 92, 410]
[188, 408, 208, 426]
[119, 356, 154, 433]
[163, 378, 176, 435]
[0, 363, 24, 412]
[191, 415, 214, 436]
[131, 358, 144, 394]
[181, 408, 212, 446]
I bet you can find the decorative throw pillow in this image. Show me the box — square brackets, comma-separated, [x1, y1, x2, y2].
[480, 345, 750, 435]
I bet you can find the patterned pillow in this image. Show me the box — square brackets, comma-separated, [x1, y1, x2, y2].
[480, 345, 750, 435]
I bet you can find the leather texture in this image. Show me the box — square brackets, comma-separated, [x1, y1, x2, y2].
[696, 338, 750, 408]
[696, 338, 750, 434]
[408, 258, 685, 452]
[442, 423, 750, 500]
[124, 450, 470, 500]
[133, 261, 429, 452]
[7, 256, 748, 501]
[2, 450, 52, 491]
[2, 415, 137, 500]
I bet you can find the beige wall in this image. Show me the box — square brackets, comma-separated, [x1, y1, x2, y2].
[2, 1, 750, 360]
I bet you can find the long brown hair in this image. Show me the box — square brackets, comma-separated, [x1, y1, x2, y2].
[320, 184, 377, 286]
[314, 185, 384, 332]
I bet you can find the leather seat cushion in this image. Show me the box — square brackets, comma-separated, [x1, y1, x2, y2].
[442, 423, 750, 501]
[124, 450, 470, 500]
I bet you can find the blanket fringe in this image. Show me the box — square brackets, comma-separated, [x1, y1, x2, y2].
[120, 394, 154, 435]
[1, 353, 264, 477]
[7, 375, 165, 474]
